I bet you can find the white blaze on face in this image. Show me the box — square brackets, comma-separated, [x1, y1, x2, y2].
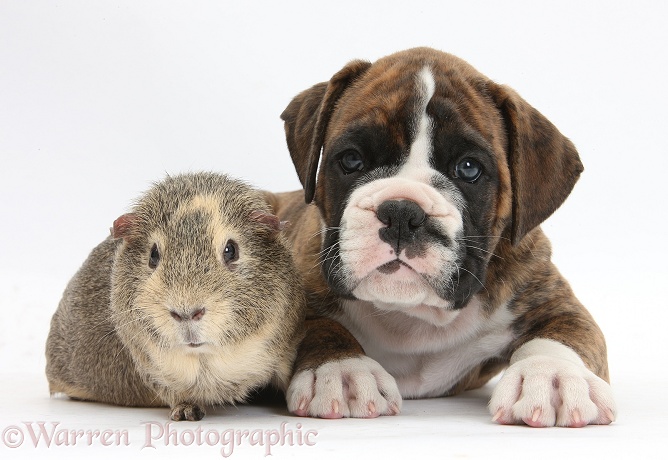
[404, 66, 437, 179]
[336, 66, 465, 308]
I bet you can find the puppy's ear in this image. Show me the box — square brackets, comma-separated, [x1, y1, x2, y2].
[281, 60, 371, 203]
[489, 83, 584, 245]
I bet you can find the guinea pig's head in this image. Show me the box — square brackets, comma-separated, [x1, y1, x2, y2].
[108, 173, 295, 358]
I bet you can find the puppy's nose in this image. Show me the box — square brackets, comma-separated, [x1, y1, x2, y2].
[170, 308, 206, 322]
[376, 200, 426, 252]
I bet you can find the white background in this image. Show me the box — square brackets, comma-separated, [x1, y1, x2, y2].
[1, 1, 667, 458]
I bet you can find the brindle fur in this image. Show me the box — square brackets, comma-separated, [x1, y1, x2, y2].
[268, 47, 608, 396]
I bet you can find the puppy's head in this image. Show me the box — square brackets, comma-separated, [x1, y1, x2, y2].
[282, 47, 582, 312]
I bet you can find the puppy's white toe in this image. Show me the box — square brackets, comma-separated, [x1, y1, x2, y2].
[286, 356, 402, 418]
[489, 339, 616, 427]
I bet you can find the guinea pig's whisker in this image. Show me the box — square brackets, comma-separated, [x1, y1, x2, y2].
[96, 327, 120, 345]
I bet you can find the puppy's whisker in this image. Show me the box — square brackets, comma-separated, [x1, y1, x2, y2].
[457, 235, 512, 244]
[316, 242, 339, 259]
[458, 266, 488, 293]
[462, 244, 504, 260]
[313, 245, 340, 272]
[310, 226, 340, 241]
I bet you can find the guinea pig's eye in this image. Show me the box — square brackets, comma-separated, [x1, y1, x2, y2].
[149, 243, 160, 269]
[223, 240, 239, 266]
[339, 150, 365, 174]
[454, 158, 483, 183]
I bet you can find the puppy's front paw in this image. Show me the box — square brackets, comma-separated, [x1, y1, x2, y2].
[169, 402, 205, 421]
[287, 356, 402, 418]
[489, 340, 616, 427]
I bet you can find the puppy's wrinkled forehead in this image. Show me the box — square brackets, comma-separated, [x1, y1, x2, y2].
[325, 52, 504, 157]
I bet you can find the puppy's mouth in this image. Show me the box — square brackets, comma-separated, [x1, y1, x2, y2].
[349, 255, 452, 307]
[377, 259, 407, 274]
[370, 258, 438, 289]
[374, 258, 428, 281]
[375, 259, 429, 282]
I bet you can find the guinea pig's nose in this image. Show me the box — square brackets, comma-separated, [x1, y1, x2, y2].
[170, 308, 206, 322]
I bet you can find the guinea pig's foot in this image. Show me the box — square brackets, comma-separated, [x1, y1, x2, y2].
[169, 402, 206, 421]
[286, 355, 402, 418]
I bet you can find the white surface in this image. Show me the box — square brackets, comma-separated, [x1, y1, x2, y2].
[0, 373, 664, 459]
[1, 0, 667, 458]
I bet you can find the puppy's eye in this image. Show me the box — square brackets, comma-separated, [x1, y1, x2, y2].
[223, 240, 239, 265]
[149, 243, 160, 269]
[339, 150, 365, 174]
[454, 158, 483, 183]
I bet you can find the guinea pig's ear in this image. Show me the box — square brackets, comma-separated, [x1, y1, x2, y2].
[488, 83, 584, 245]
[281, 59, 372, 204]
[249, 210, 289, 234]
[111, 213, 139, 240]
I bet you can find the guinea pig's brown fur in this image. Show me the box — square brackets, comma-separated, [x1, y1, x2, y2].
[46, 172, 306, 421]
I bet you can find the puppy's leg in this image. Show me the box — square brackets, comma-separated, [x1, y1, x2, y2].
[488, 274, 616, 428]
[287, 318, 402, 418]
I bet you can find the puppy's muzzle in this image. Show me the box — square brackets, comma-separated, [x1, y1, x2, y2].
[377, 200, 427, 254]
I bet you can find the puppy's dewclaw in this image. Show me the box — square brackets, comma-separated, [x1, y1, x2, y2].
[45, 172, 306, 420]
[274, 46, 614, 426]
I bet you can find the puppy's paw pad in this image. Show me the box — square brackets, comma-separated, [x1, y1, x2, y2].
[170, 402, 205, 421]
[287, 356, 402, 418]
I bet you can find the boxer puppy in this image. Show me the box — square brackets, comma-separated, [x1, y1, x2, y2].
[267, 47, 616, 427]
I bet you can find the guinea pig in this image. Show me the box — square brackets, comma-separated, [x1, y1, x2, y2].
[45, 172, 306, 421]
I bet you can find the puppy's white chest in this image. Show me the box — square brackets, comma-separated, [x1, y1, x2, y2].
[337, 298, 515, 398]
